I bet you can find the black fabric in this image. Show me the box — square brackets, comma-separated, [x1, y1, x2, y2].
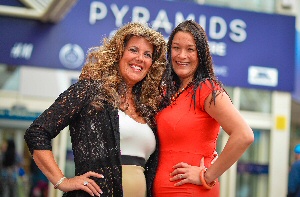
[24, 79, 159, 197]
[25, 80, 122, 197]
[121, 155, 146, 168]
[145, 130, 159, 197]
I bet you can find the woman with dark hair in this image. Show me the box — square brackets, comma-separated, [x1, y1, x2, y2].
[152, 20, 254, 196]
[1, 139, 18, 197]
[24, 22, 166, 197]
[2, 139, 16, 167]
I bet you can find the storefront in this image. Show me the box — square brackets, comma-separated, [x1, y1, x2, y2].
[0, 1, 296, 196]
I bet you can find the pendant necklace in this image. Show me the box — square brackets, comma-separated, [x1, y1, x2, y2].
[171, 82, 194, 103]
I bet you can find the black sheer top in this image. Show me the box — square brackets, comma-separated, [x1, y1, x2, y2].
[24, 79, 159, 197]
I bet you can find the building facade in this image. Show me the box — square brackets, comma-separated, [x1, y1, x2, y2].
[0, 0, 299, 196]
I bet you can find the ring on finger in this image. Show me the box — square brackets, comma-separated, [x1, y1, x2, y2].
[83, 181, 89, 186]
[179, 174, 183, 179]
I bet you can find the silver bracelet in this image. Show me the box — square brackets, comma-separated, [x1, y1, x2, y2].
[54, 176, 67, 189]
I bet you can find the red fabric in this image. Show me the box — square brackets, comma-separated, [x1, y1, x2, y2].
[153, 80, 220, 196]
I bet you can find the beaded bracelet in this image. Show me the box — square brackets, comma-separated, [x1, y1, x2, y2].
[200, 168, 216, 189]
[54, 176, 67, 189]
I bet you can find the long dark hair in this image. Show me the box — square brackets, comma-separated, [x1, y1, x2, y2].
[159, 20, 225, 110]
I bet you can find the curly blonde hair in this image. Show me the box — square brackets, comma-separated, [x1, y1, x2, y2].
[79, 22, 166, 124]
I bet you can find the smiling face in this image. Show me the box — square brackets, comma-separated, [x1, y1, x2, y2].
[171, 31, 198, 87]
[119, 36, 154, 87]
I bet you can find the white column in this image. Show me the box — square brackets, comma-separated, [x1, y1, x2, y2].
[48, 127, 68, 197]
[15, 130, 24, 158]
[269, 91, 291, 197]
[256, 129, 269, 197]
[56, 127, 68, 197]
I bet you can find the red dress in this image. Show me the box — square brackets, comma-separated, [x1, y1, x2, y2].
[153, 81, 220, 197]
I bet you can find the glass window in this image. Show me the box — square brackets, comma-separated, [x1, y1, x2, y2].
[217, 128, 270, 197]
[216, 128, 225, 154]
[0, 64, 20, 91]
[236, 129, 270, 197]
[224, 86, 234, 99]
[289, 124, 300, 165]
[239, 88, 271, 113]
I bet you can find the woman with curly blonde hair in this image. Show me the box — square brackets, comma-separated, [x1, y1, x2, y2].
[25, 22, 166, 197]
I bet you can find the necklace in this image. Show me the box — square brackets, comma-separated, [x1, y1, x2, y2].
[120, 94, 146, 123]
[171, 82, 193, 103]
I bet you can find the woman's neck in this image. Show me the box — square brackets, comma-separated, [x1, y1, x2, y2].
[179, 80, 193, 90]
[119, 88, 146, 124]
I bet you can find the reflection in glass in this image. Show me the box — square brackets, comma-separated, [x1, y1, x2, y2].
[240, 88, 271, 113]
[236, 129, 270, 197]
[0, 64, 19, 91]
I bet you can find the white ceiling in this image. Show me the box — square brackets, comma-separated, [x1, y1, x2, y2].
[0, 0, 78, 23]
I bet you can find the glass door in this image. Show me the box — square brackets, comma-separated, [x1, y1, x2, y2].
[236, 129, 270, 197]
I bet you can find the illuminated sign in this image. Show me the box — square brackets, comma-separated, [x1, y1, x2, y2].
[0, 0, 296, 91]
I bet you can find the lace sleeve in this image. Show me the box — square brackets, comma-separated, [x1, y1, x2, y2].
[24, 79, 93, 155]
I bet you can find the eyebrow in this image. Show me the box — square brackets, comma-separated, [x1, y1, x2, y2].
[127, 45, 153, 53]
[172, 42, 196, 47]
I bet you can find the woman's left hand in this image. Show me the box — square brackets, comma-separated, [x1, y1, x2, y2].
[170, 157, 206, 186]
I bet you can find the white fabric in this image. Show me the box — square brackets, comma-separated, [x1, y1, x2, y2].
[119, 110, 156, 161]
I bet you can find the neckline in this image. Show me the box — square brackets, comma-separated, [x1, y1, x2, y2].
[171, 82, 193, 103]
[118, 109, 147, 125]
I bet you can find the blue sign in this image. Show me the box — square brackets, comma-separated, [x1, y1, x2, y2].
[237, 162, 269, 175]
[0, 108, 41, 121]
[0, 0, 296, 92]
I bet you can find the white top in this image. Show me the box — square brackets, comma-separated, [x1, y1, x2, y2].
[118, 110, 156, 161]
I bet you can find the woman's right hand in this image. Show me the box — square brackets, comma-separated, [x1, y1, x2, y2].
[58, 171, 104, 196]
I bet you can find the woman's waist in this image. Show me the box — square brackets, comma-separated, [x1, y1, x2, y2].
[153, 175, 211, 193]
[158, 150, 215, 165]
[121, 155, 146, 168]
[153, 179, 220, 196]
[153, 181, 203, 191]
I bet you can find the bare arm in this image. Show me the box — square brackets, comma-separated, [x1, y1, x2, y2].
[170, 91, 253, 187]
[33, 150, 65, 186]
[203, 91, 254, 183]
[33, 150, 104, 196]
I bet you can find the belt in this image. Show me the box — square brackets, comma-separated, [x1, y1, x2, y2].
[121, 155, 146, 168]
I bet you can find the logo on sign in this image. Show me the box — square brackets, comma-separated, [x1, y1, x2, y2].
[59, 44, 84, 69]
[248, 66, 278, 87]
